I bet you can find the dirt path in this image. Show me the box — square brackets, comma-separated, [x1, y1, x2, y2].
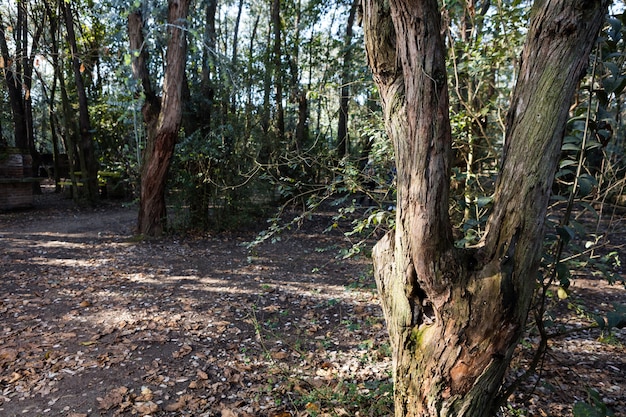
[0, 193, 624, 417]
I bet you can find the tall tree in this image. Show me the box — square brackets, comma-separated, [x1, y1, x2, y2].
[362, 1, 608, 416]
[62, 0, 99, 202]
[137, 0, 191, 236]
[336, 0, 358, 159]
[0, 13, 27, 151]
[271, 0, 285, 142]
[128, 9, 161, 148]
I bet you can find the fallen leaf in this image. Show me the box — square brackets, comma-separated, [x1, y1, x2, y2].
[221, 408, 238, 417]
[0, 348, 18, 363]
[271, 351, 289, 360]
[305, 402, 320, 413]
[8, 372, 22, 383]
[172, 344, 193, 358]
[134, 400, 159, 414]
[136, 386, 153, 401]
[97, 386, 128, 410]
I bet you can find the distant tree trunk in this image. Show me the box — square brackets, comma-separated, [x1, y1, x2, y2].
[22, 4, 45, 191]
[363, 0, 608, 416]
[259, 17, 274, 163]
[271, 0, 285, 142]
[62, 1, 99, 202]
[245, 14, 260, 142]
[0, 14, 27, 150]
[336, 0, 358, 159]
[231, 0, 244, 113]
[201, 0, 217, 134]
[286, 0, 308, 151]
[137, 0, 191, 236]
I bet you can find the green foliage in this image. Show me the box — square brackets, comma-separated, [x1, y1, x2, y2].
[594, 303, 626, 335]
[168, 122, 271, 231]
[573, 389, 615, 417]
[446, 0, 528, 247]
[294, 378, 393, 417]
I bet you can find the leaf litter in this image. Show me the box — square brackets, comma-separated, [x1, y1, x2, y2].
[0, 192, 624, 416]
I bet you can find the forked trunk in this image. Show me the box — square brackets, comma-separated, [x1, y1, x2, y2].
[137, 0, 190, 236]
[363, 0, 608, 416]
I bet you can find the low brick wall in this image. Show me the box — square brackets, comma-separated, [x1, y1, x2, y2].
[0, 149, 36, 210]
[0, 180, 34, 210]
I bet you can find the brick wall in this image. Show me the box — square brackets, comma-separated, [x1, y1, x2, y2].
[0, 181, 34, 210]
[0, 151, 34, 210]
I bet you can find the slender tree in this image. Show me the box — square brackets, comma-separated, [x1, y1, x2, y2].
[363, 0, 609, 416]
[336, 0, 358, 159]
[62, 0, 99, 202]
[137, 0, 191, 236]
[0, 15, 27, 151]
[271, 0, 285, 142]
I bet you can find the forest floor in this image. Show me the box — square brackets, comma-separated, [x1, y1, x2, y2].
[0, 185, 625, 417]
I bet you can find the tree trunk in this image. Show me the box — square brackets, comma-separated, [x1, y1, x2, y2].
[363, 1, 608, 416]
[230, 0, 244, 113]
[336, 0, 358, 159]
[0, 15, 27, 151]
[137, 0, 190, 236]
[271, 0, 285, 142]
[128, 9, 161, 151]
[63, 1, 99, 202]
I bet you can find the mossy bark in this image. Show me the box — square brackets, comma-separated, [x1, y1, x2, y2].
[363, 1, 608, 416]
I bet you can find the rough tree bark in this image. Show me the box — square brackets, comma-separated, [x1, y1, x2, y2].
[128, 9, 161, 152]
[137, 0, 190, 236]
[362, 1, 608, 416]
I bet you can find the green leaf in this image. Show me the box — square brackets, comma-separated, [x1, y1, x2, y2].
[476, 195, 493, 208]
[556, 263, 571, 288]
[578, 175, 598, 197]
[559, 159, 578, 168]
[573, 401, 600, 417]
[557, 225, 575, 244]
[562, 143, 580, 151]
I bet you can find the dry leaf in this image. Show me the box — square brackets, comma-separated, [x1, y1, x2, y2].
[197, 369, 209, 380]
[271, 351, 289, 360]
[221, 408, 238, 417]
[270, 412, 292, 417]
[97, 386, 128, 410]
[0, 348, 18, 363]
[305, 402, 320, 413]
[134, 400, 159, 414]
[8, 372, 22, 383]
[136, 386, 153, 401]
[165, 398, 186, 412]
[172, 344, 193, 358]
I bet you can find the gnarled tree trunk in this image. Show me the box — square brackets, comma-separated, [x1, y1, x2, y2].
[137, 0, 190, 236]
[362, 0, 608, 416]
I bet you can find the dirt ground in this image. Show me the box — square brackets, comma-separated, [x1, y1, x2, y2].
[0, 189, 624, 417]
